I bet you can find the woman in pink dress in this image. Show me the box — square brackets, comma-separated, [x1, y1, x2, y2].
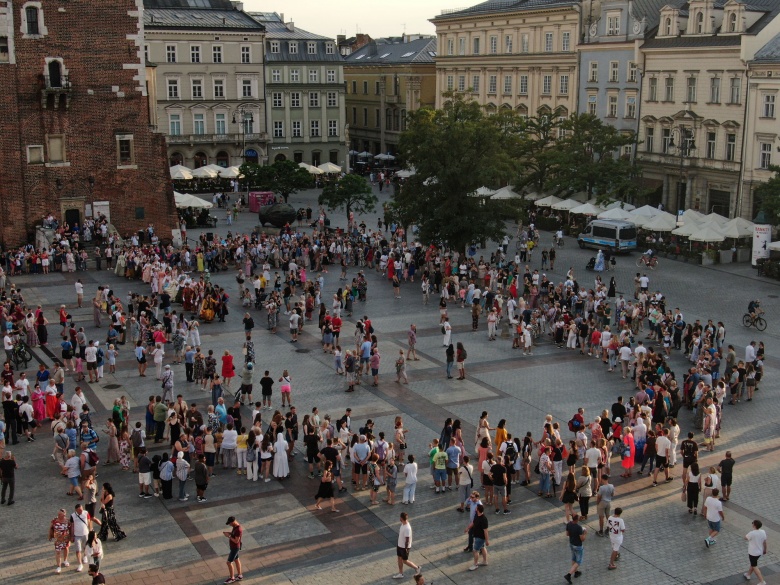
[31, 383, 46, 421]
[620, 426, 635, 478]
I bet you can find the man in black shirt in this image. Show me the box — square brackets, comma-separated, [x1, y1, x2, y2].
[2, 391, 19, 445]
[611, 396, 627, 423]
[465, 503, 489, 571]
[227, 400, 242, 432]
[680, 432, 699, 483]
[0, 450, 18, 505]
[565, 514, 586, 583]
[718, 451, 735, 501]
[88, 564, 105, 585]
[490, 458, 510, 515]
[319, 439, 346, 492]
[259, 371, 274, 411]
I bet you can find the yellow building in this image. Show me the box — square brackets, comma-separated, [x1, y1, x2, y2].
[343, 35, 437, 157]
[430, 0, 580, 119]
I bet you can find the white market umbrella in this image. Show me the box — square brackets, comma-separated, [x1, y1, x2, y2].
[299, 162, 323, 175]
[681, 209, 705, 224]
[769, 241, 780, 251]
[535, 195, 562, 208]
[630, 205, 661, 218]
[552, 198, 581, 211]
[672, 220, 704, 237]
[470, 186, 496, 197]
[602, 201, 636, 212]
[703, 212, 728, 225]
[597, 207, 633, 221]
[570, 191, 590, 203]
[174, 192, 213, 209]
[722, 217, 755, 238]
[191, 166, 219, 178]
[570, 202, 602, 216]
[523, 191, 542, 201]
[348, 150, 359, 155]
[491, 186, 522, 200]
[203, 164, 224, 173]
[641, 213, 678, 232]
[358, 151, 372, 158]
[395, 168, 416, 178]
[688, 223, 726, 243]
[170, 166, 193, 180]
[218, 166, 243, 179]
[318, 162, 342, 173]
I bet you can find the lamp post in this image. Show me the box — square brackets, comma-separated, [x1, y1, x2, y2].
[668, 125, 696, 212]
[232, 106, 254, 164]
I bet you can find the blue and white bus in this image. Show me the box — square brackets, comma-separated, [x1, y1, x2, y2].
[577, 219, 637, 253]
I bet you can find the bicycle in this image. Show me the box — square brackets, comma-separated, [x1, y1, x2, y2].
[635, 255, 659, 270]
[742, 313, 767, 331]
[11, 341, 32, 368]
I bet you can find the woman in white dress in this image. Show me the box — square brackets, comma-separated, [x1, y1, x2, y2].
[272, 431, 290, 479]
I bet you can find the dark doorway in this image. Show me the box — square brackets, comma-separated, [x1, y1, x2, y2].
[311, 151, 321, 167]
[64, 208, 80, 229]
[709, 189, 731, 218]
[329, 150, 339, 164]
[48, 61, 62, 88]
[274, 153, 287, 162]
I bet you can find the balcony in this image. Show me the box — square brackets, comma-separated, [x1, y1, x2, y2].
[385, 94, 398, 104]
[636, 151, 741, 174]
[166, 132, 268, 145]
[41, 74, 72, 110]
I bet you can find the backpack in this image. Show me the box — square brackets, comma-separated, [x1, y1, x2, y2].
[376, 440, 386, 460]
[461, 349, 467, 360]
[441, 325, 446, 334]
[87, 450, 100, 467]
[568, 417, 582, 432]
[504, 441, 517, 460]
[131, 429, 143, 449]
[245, 445, 256, 463]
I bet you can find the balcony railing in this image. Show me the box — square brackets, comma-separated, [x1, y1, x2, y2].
[636, 151, 741, 173]
[166, 132, 268, 145]
[43, 75, 71, 90]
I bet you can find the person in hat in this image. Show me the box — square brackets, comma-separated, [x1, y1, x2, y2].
[222, 516, 243, 583]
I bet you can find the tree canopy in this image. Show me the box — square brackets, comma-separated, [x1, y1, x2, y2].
[238, 159, 312, 202]
[397, 94, 516, 252]
[318, 174, 377, 218]
[752, 164, 780, 225]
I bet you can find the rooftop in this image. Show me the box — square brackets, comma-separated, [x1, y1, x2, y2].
[753, 30, 780, 61]
[345, 36, 438, 65]
[433, 0, 578, 20]
[247, 12, 332, 40]
[143, 0, 264, 31]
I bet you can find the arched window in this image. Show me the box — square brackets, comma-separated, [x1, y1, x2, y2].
[665, 17, 672, 35]
[169, 152, 183, 166]
[193, 152, 208, 168]
[311, 151, 321, 167]
[729, 13, 737, 32]
[696, 12, 704, 33]
[47, 60, 62, 88]
[216, 151, 229, 167]
[274, 153, 287, 162]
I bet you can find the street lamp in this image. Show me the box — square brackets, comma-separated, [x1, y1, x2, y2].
[668, 125, 696, 212]
[232, 106, 254, 164]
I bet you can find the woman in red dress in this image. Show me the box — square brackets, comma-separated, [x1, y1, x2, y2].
[221, 350, 235, 390]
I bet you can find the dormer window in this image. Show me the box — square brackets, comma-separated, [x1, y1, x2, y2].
[664, 17, 672, 35]
[729, 12, 738, 32]
[696, 11, 704, 33]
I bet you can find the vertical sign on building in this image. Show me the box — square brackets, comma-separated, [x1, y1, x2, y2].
[752, 225, 771, 266]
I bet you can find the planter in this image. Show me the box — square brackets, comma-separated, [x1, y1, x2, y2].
[701, 253, 716, 266]
[719, 250, 733, 264]
[736, 248, 751, 263]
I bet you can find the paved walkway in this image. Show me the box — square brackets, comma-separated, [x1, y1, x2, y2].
[3, 186, 779, 585]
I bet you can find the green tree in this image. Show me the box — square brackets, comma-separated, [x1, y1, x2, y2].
[753, 165, 780, 225]
[318, 174, 377, 218]
[397, 93, 515, 252]
[548, 113, 638, 200]
[513, 111, 563, 194]
[239, 160, 312, 202]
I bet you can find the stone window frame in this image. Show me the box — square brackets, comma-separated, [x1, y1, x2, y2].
[21, 2, 47, 39]
[116, 134, 136, 170]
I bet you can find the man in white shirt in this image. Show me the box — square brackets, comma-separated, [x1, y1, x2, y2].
[84, 341, 98, 383]
[3, 333, 14, 364]
[745, 341, 757, 365]
[703, 489, 724, 547]
[618, 343, 633, 378]
[75, 280, 84, 308]
[71, 387, 87, 415]
[744, 520, 768, 584]
[652, 428, 673, 486]
[19, 396, 37, 441]
[584, 441, 602, 477]
[393, 512, 421, 579]
[639, 274, 650, 291]
[607, 507, 626, 570]
[14, 373, 30, 398]
[69, 503, 92, 571]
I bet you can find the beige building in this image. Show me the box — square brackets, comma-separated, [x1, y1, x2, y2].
[740, 32, 780, 220]
[248, 12, 347, 169]
[143, 0, 268, 168]
[430, 0, 580, 120]
[636, 0, 780, 218]
[344, 35, 437, 156]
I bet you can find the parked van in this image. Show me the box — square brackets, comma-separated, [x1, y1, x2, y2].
[577, 219, 637, 253]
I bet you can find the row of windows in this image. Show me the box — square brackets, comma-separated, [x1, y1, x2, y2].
[350, 107, 408, 131]
[644, 126, 738, 161]
[445, 31, 571, 56]
[166, 78, 256, 100]
[269, 40, 335, 55]
[271, 120, 339, 138]
[271, 91, 339, 108]
[587, 94, 636, 118]
[157, 44, 251, 64]
[588, 61, 638, 83]
[646, 76, 743, 105]
[27, 134, 134, 167]
[348, 78, 402, 96]
[661, 11, 741, 36]
[446, 73, 569, 96]
[270, 69, 338, 83]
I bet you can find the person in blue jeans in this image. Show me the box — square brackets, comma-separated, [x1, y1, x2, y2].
[175, 452, 190, 501]
[565, 514, 587, 583]
[463, 492, 483, 551]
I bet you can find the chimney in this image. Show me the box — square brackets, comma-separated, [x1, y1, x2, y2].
[337, 34, 346, 44]
[279, 13, 284, 23]
[286, 21, 295, 32]
[231, 1, 243, 11]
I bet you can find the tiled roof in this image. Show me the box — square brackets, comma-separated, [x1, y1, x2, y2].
[345, 37, 438, 65]
[433, 0, 578, 20]
[641, 35, 742, 48]
[753, 31, 780, 61]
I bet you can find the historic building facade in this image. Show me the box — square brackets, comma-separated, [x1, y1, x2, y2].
[0, 0, 176, 244]
[143, 0, 267, 168]
[249, 12, 347, 168]
[344, 35, 437, 156]
[430, 0, 580, 120]
[635, 0, 780, 217]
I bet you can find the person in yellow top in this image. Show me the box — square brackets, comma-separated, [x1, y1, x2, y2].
[236, 428, 249, 476]
[494, 419, 508, 451]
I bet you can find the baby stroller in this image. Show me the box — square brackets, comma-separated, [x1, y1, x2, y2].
[585, 257, 596, 271]
[254, 291, 268, 310]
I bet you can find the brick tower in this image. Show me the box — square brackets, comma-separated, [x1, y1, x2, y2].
[0, 0, 176, 245]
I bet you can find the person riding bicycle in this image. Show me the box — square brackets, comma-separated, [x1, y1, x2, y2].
[642, 248, 657, 266]
[555, 229, 564, 245]
[748, 299, 764, 319]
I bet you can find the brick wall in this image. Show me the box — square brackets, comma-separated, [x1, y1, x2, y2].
[0, 0, 176, 245]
